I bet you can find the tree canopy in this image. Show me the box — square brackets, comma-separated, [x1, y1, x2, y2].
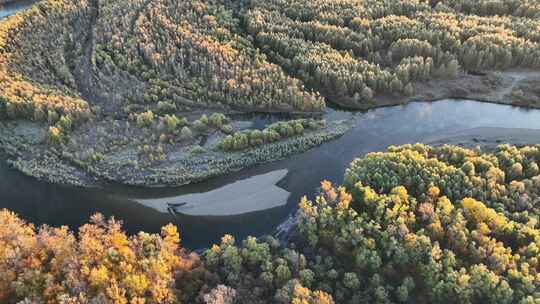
[2, 144, 540, 303]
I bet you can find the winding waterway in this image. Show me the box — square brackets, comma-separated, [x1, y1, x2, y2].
[2, 3, 540, 249]
[3, 99, 540, 248]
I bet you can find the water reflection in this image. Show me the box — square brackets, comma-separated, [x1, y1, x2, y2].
[0, 161, 292, 248]
[138, 169, 290, 216]
[2, 100, 540, 248]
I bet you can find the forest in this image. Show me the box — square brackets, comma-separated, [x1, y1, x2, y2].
[1, 0, 540, 302]
[0, 0, 331, 187]
[2, 144, 540, 303]
[244, 0, 540, 106]
[2, 0, 540, 186]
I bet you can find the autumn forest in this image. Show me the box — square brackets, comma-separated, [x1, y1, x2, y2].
[1, 0, 540, 303]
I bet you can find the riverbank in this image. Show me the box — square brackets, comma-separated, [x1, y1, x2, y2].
[0, 118, 351, 187]
[331, 70, 540, 110]
[2, 91, 540, 188]
[426, 127, 540, 150]
[275, 126, 540, 245]
[0, 0, 37, 17]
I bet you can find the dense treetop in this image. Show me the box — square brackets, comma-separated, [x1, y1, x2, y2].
[3, 0, 540, 129]
[245, 0, 540, 105]
[2, 144, 540, 303]
[0, 0, 324, 128]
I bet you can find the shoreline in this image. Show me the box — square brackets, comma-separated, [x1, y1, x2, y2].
[329, 70, 540, 111]
[1, 71, 540, 189]
[2, 2, 540, 190]
[2, 94, 540, 189]
[425, 127, 540, 150]
[0, 119, 351, 188]
[274, 127, 540, 245]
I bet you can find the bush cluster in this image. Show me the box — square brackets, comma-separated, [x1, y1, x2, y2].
[220, 119, 325, 151]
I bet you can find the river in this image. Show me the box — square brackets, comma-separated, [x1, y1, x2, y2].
[2, 3, 540, 249]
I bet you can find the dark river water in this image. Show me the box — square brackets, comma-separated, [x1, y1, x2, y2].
[2, 3, 540, 249]
[2, 99, 540, 248]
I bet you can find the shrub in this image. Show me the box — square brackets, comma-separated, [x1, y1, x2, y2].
[135, 111, 155, 127]
[220, 119, 325, 151]
[180, 126, 193, 140]
[209, 113, 227, 128]
[192, 120, 207, 133]
[157, 101, 177, 113]
[47, 126, 63, 145]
